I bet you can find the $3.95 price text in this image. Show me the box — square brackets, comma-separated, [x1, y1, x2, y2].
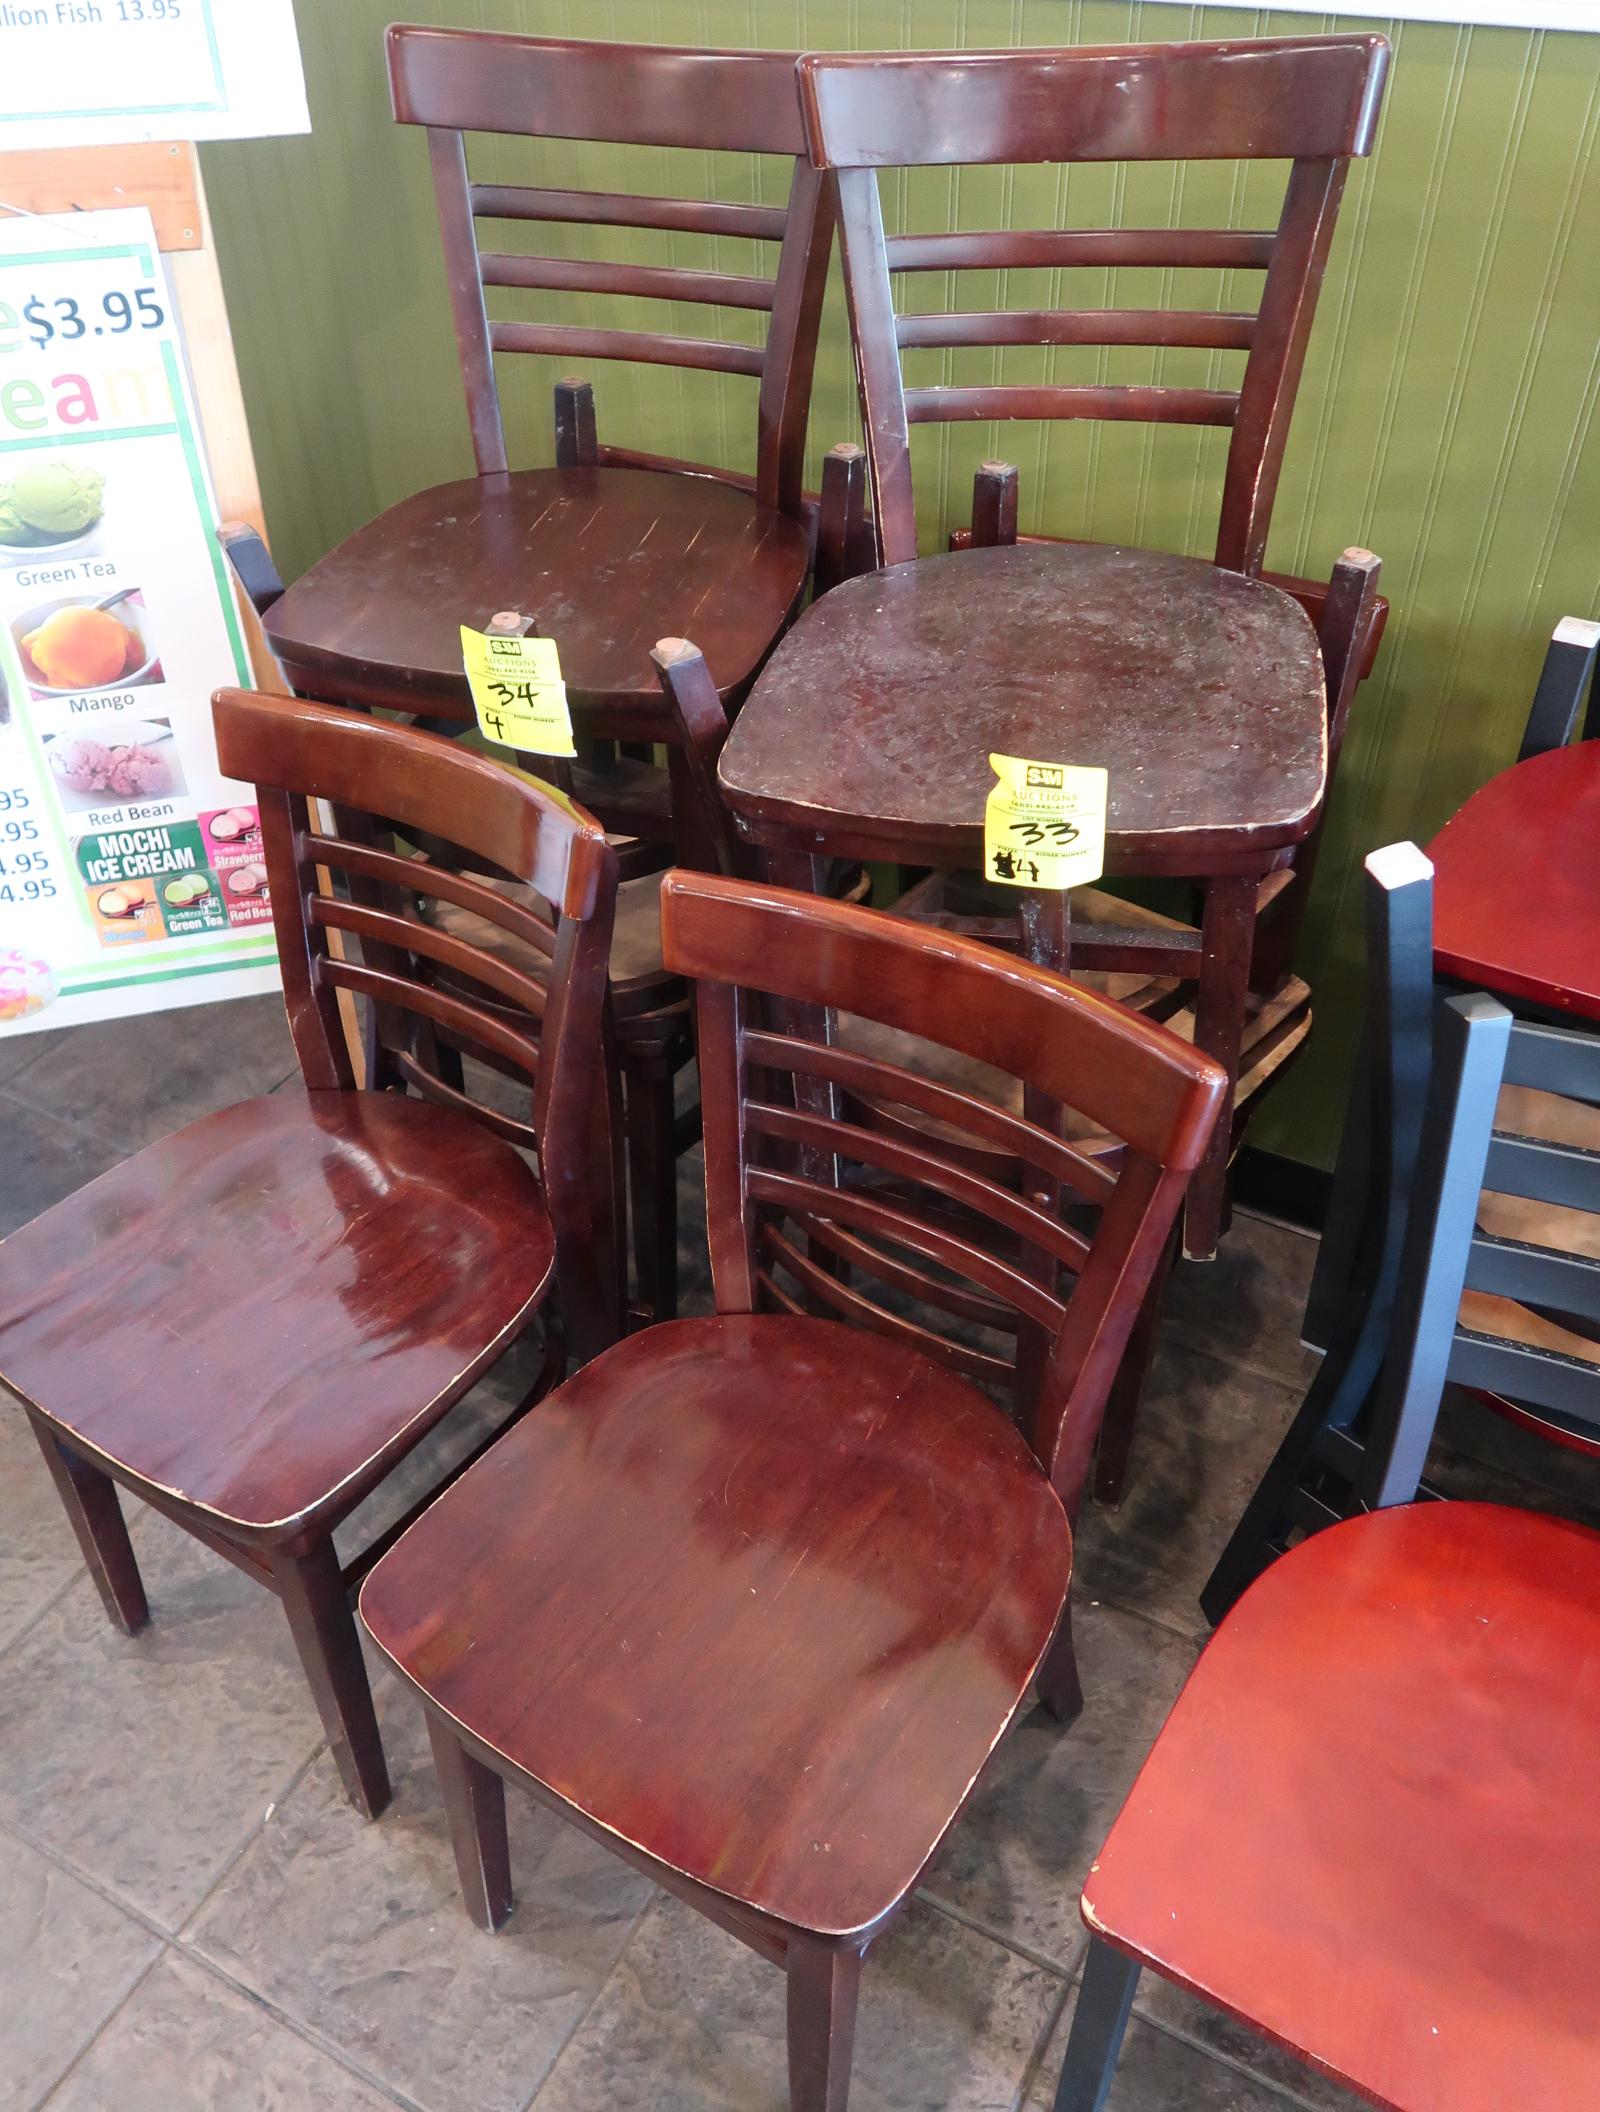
[6, 286, 167, 352]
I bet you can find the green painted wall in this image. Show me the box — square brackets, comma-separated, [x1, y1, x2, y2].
[201, 4, 1600, 1173]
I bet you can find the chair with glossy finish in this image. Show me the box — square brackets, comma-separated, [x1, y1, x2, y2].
[1055, 989, 1600, 2112]
[262, 25, 834, 833]
[0, 691, 620, 1819]
[760, 36, 1387, 1260]
[360, 867, 1225, 2111]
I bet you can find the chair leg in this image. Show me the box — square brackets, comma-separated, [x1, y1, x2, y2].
[1092, 1226, 1177, 1509]
[1051, 1939, 1140, 2112]
[272, 1540, 391, 1820]
[1035, 1591, 1085, 1725]
[1184, 873, 1257, 1261]
[624, 1061, 678, 1324]
[30, 1422, 148, 1635]
[426, 1711, 514, 1931]
[786, 1933, 863, 2112]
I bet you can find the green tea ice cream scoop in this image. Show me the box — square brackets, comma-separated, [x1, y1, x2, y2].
[0, 460, 105, 544]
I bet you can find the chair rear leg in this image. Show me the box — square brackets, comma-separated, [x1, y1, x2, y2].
[625, 1060, 679, 1324]
[427, 1710, 514, 1931]
[30, 1421, 148, 1635]
[1092, 1226, 1177, 1508]
[273, 1539, 390, 1820]
[1051, 1939, 1140, 2112]
[1035, 1591, 1085, 1725]
[787, 1933, 863, 2112]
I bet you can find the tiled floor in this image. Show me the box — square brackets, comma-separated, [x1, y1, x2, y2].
[2, 995, 1597, 2111]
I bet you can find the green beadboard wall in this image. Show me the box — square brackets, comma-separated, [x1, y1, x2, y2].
[200, 3, 1600, 1174]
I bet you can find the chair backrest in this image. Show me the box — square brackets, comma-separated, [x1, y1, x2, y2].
[211, 687, 621, 1355]
[797, 36, 1389, 570]
[1518, 616, 1600, 760]
[1363, 979, 1600, 1504]
[658, 868, 1225, 1514]
[387, 25, 833, 516]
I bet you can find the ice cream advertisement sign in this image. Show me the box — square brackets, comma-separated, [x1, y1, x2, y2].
[0, 207, 278, 1036]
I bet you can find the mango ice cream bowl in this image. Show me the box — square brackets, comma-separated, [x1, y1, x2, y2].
[12, 596, 158, 695]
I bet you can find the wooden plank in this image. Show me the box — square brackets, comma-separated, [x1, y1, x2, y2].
[0, 142, 201, 252]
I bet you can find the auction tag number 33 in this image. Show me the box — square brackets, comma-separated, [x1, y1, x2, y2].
[983, 754, 1108, 891]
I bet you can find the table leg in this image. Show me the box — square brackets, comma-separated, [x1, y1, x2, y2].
[1185, 872, 1257, 1261]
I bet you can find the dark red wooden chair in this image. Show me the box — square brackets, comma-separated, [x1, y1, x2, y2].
[783, 35, 1390, 1260]
[360, 868, 1225, 2111]
[263, 26, 833, 805]
[0, 691, 620, 1819]
[1058, 1501, 1600, 2112]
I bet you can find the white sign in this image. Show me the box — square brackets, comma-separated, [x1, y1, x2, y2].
[0, 0, 309, 150]
[0, 206, 278, 1039]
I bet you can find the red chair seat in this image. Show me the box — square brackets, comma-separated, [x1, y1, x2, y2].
[361, 1313, 1072, 1936]
[264, 467, 812, 720]
[1083, 1503, 1600, 2112]
[0, 1091, 553, 1541]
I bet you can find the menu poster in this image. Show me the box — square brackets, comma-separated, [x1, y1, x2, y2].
[1, 0, 309, 151]
[0, 206, 278, 1039]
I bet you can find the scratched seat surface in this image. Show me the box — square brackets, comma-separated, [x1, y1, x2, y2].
[265, 466, 811, 723]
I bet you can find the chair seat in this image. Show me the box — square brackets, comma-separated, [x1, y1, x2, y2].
[717, 542, 1326, 870]
[0, 1091, 553, 1540]
[263, 466, 811, 726]
[360, 1313, 1071, 1936]
[1083, 1503, 1600, 2112]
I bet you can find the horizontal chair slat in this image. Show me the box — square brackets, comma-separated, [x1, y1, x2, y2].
[471, 183, 789, 242]
[904, 383, 1240, 425]
[309, 833, 558, 958]
[884, 228, 1278, 272]
[311, 895, 550, 1022]
[488, 319, 765, 376]
[741, 1025, 1119, 1203]
[1466, 1233, 1600, 1325]
[895, 307, 1256, 351]
[747, 1167, 1068, 1333]
[790, 1209, 1019, 1332]
[1483, 1132, 1600, 1215]
[746, 1099, 1091, 1273]
[480, 252, 778, 311]
[317, 957, 544, 1078]
[394, 1049, 541, 1153]
[759, 1222, 1014, 1383]
[1451, 1327, 1600, 1430]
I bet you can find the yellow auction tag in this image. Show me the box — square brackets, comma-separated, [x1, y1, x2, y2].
[983, 754, 1107, 890]
[460, 624, 576, 758]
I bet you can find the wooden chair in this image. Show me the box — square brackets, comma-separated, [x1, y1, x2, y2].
[260, 25, 834, 842]
[1054, 987, 1600, 2112]
[360, 868, 1225, 2112]
[1205, 832, 1600, 1622]
[219, 517, 692, 1328]
[792, 35, 1389, 1257]
[0, 692, 620, 1819]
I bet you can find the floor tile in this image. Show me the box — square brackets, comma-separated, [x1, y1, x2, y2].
[0, 1030, 50, 1085]
[1026, 1973, 1350, 2109]
[0, 1096, 123, 1239]
[0, 1825, 160, 2112]
[1157, 1210, 1318, 1392]
[186, 1678, 653, 2112]
[0, 1507, 326, 1931]
[42, 1950, 404, 2112]
[1074, 1341, 1304, 1640]
[922, 1603, 1196, 1971]
[5, 993, 297, 1154]
[533, 1890, 1064, 2112]
[1129, 1974, 1364, 2111]
[0, 1402, 90, 1655]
